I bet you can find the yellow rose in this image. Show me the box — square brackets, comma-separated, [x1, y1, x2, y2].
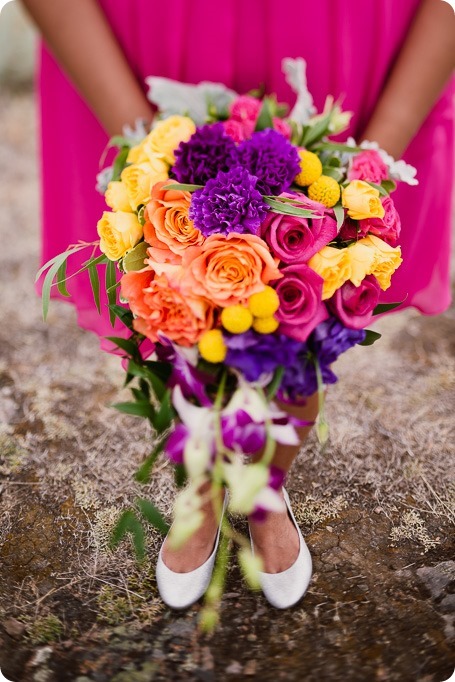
[308, 246, 352, 299]
[121, 158, 168, 211]
[143, 115, 196, 165]
[105, 181, 132, 212]
[347, 241, 377, 286]
[97, 211, 143, 261]
[357, 235, 402, 290]
[342, 180, 385, 220]
[127, 143, 149, 164]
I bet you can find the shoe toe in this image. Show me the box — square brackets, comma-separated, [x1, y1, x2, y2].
[156, 553, 216, 610]
[259, 541, 312, 609]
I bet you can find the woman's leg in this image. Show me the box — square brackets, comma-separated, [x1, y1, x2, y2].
[162, 392, 319, 573]
[249, 392, 319, 572]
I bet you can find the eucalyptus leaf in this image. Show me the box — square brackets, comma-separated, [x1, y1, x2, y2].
[35, 244, 87, 283]
[123, 241, 149, 273]
[373, 297, 407, 315]
[264, 197, 316, 218]
[314, 141, 363, 153]
[109, 304, 134, 330]
[381, 179, 397, 194]
[108, 135, 134, 149]
[105, 336, 139, 356]
[56, 258, 71, 298]
[333, 204, 345, 230]
[88, 263, 101, 314]
[366, 181, 388, 196]
[41, 252, 74, 321]
[106, 260, 117, 326]
[359, 329, 382, 346]
[161, 183, 203, 192]
[322, 166, 343, 181]
[301, 111, 332, 147]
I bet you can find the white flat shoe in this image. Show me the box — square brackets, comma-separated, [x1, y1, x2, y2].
[249, 487, 312, 609]
[155, 492, 228, 610]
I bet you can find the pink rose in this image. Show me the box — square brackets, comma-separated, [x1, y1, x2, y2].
[229, 95, 262, 124]
[328, 274, 381, 329]
[222, 118, 254, 143]
[273, 117, 292, 140]
[348, 150, 389, 184]
[358, 196, 401, 246]
[274, 264, 328, 341]
[261, 194, 337, 264]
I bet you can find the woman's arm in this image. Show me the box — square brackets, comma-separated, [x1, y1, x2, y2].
[361, 0, 455, 158]
[21, 0, 153, 136]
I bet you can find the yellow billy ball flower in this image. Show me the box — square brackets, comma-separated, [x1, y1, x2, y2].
[221, 305, 253, 334]
[295, 150, 323, 187]
[308, 175, 341, 208]
[252, 316, 279, 334]
[248, 286, 280, 318]
[198, 330, 227, 363]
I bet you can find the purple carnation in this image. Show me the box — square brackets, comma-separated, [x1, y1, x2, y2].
[278, 317, 366, 401]
[173, 123, 238, 185]
[189, 167, 269, 236]
[236, 129, 300, 196]
[225, 330, 302, 382]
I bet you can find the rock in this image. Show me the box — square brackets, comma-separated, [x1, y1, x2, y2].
[439, 594, 455, 614]
[29, 647, 53, 667]
[3, 618, 25, 638]
[244, 660, 257, 676]
[225, 661, 243, 675]
[416, 561, 455, 599]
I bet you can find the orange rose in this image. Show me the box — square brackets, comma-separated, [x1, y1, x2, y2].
[120, 268, 213, 346]
[182, 233, 282, 307]
[144, 181, 204, 263]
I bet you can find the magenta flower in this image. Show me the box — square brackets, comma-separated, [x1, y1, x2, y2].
[261, 195, 336, 264]
[348, 149, 389, 184]
[328, 275, 381, 329]
[274, 264, 328, 342]
[359, 196, 401, 246]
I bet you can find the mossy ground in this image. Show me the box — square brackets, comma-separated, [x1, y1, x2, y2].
[0, 90, 454, 682]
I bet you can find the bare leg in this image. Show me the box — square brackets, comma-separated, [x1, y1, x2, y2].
[161, 481, 224, 572]
[249, 392, 319, 573]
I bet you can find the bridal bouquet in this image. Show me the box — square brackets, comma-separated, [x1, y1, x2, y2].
[38, 58, 416, 627]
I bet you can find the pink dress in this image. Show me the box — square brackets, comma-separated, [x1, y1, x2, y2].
[38, 0, 454, 342]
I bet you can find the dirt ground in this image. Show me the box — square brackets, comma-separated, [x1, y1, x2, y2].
[0, 89, 454, 682]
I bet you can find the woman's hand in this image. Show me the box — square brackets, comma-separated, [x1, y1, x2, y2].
[21, 0, 154, 136]
[361, 0, 455, 158]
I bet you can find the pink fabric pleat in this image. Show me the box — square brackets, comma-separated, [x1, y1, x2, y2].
[38, 0, 454, 345]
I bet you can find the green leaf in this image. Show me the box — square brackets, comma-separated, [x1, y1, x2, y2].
[106, 260, 117, 327]
[143, 361, 172, 384]
[161, 183, 203, 192]
[333, 204, 345, 230]
[153, 389, 174, 432]
[127, 360, 168, 401]
[136, 497, 169, 535]
[109, 304, 134, 330]
[373, 297, 407, 315]
[41, 252, 74, 321]
[359, 329, 382, 346]
[35, 244, 88, 283]
[88, 263, 101, 314]
[112, 146, 130, 182]
[112, 401, 154, 419]
[135, 440, 165, 484]
[302, 111, 332, 147]
[255, 98, 274, 131]
[314, 141, 363, 153]
[105, 336, 138, 357]
[366, 181, 388, 196]
[321, 165, 343, 181]
[110, 509, 146, 561]
[108, 135, 134, 149]
[55, 258, 71, 297]
[266, 366, 284, 400]
[264, 197, 317, 218]
[381, 179, 397, 194]
[123, 241, 149, 273]
[174, 464, 187, 488]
